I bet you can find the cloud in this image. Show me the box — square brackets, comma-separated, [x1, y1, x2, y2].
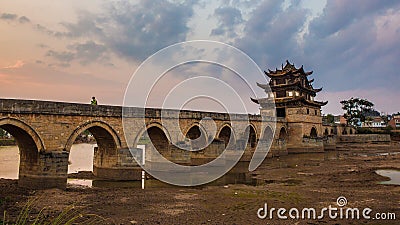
[101, 0, 197, 61]
[0, 13, 30, 24]
[229, 0, 400, 92]
[0, 13, 17, 20]
[46, 50, 74, 62]
[46, 41, 109, 66]
[235, 0, 310, 66]
[37, 43, 49, 49]
[302, 0, 400, 92]
[31, 0, 198, 63]
[18, 16, 30, 23]
[69, 41, 109, 65]
[58, 13, 104, 38]
[217, 0, 400, 114]
[211, 6, 244, 38]
[3, 60, 25, 69]
[308, 0, 398, 39]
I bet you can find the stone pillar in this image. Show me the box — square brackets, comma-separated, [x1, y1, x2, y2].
[19, 151, 69, 189]
[269, 139, 288, 157]
[93, 147, 142, 180]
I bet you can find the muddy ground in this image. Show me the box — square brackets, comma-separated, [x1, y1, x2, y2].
[1, 150, 400, 225]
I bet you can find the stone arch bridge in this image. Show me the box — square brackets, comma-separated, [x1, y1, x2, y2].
[0, 98, 291, 189]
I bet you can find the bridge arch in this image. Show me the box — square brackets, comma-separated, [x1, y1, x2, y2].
[278, 126, 287, 141]
[310, 127, 318, 138]
[262, 126, 275, 143]
[134, 122, 172, 158]
[217, 123, 236, 148]
[245, 124, 257, 148]
[134, 122, 172, 148]
[324, 128, 329, 136]
[184, 123, 208, 150]
[0, 118, 45, 181]
[65, 120, 121, 152]
[0, 117, 44, 152]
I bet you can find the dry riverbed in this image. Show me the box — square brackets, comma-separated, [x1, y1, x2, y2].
[1, 150, 400, 224]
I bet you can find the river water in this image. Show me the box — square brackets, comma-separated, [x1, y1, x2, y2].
[0, 143, 96, 179]
[375, 169, 400, 185]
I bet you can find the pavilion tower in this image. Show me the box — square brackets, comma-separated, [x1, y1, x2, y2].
[252, 60, 328, 153]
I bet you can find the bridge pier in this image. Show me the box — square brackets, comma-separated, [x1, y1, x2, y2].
[19, 151, 69, 189]
[18, 147, 144, 189]
[93, 147, 142, 180]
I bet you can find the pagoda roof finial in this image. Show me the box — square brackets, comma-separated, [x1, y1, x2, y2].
[283, 60, 295, 70]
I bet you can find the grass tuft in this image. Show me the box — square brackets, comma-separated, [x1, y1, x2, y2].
[2, 197, 110, 225]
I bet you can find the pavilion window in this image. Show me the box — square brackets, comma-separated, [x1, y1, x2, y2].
[276, 79, 285, 85]
[276, 108, 286, 117]
[276, 91, 286, 98]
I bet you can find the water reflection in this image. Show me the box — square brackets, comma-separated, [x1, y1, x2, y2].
[67, 161, 258, 188]
[375, 169, 400, 185]
[68, 178, 93, 187]
[3, 143, 399, 188]
[68, 143, 96, 173]
[0, 143, 96, 180]
[0, 145, 19, 179]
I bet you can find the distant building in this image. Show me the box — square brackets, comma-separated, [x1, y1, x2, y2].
[332, 115, 340, 124]
[361, 116, 386, 128]
[339, 115, 347, 125]
[329, 115, 348, 125]
[388, 115, 400, 129]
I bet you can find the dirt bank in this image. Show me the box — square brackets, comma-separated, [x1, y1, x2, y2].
[1, 150, 400, 224]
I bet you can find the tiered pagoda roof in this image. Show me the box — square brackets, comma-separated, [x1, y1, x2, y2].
[252, 60, 327, 108]
[264, 61, 314, 77]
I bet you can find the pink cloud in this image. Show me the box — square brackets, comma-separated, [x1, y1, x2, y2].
[3, 60, 25, 69]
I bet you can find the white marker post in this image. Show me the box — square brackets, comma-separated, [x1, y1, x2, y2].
[138, 145, 145, 190]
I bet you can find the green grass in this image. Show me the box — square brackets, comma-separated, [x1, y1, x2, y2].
[2, 197, 110, 225]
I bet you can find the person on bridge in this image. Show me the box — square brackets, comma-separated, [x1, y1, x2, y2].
[91, 97, 98, 105]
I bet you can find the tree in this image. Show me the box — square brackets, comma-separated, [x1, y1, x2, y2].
[326, 114, 335, 124]
[340, 97, 374, 126]
[381, 115, 389, 125]
[0, 128, 6, 138]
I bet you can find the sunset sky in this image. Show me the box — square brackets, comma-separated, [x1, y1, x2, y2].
[0, 0, 399, 115]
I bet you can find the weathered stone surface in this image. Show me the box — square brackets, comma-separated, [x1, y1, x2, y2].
[336, 134, 392, 151]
